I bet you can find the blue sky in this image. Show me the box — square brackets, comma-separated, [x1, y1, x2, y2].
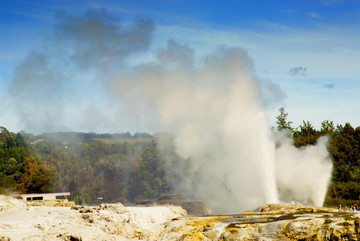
[1, 0, 360, 133]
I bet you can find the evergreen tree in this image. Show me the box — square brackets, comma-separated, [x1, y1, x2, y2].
[275, 107, 294, 132]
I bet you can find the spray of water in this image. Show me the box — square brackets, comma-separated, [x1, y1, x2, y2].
[5, 9, 333, 213]
[275, 132, 332, 206]
[114, 43, 332, 212]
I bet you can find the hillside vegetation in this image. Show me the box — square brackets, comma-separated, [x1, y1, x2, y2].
[0, 108, 359, 206]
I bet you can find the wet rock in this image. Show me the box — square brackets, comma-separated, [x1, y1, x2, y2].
[279, 218, 325, 240]
[260, 203, 302, 213]
[157, 194, 211, 215]
[157, 204, 360, 240]
[204, 229, 220, 240]
[5, 194, 360, 241]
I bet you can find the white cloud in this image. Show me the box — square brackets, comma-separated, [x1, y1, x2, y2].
[306, 12, 322, 19]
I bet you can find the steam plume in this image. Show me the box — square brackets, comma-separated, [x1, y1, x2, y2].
[275, 133, 332, 206]
[7, 9, 154, 133]
[114, 42, 332, 212]
[5, 9, 332, 213]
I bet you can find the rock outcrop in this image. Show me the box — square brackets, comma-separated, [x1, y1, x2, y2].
[159, 203, 360, 240]
[27, 199, 75, 207]
[1, 196, 360, 240]
[0, 195, 26, 211]
[0, 195, 188, 240]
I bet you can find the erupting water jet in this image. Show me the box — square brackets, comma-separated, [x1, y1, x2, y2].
[117, 44, 332, 213]
[6, 9, 333, 213]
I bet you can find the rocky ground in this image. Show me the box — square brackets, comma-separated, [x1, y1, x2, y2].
[1, 195, 360, 240]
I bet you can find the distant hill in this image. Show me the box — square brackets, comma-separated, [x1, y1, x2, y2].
[36, 131, 152, 142]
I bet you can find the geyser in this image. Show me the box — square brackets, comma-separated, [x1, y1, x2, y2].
[6, 9, 333, 213]
[115, 43, 333, 213]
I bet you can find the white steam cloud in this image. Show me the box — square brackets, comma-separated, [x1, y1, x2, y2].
[4, 9, 332, 213]
[115, 41, 332, 213]
[7, 9, 154, 133]
[275, 133, 332, 207]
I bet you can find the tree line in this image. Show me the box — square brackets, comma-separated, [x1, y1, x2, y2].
[276, 107, 360, 206]
[0, 108, 359, 206]
[0, 127, 171, 204]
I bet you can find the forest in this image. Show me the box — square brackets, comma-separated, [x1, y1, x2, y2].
[0, 108, 359, 207]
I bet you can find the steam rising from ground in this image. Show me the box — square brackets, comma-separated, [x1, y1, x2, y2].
[116, 42, 332, 212]
[5, 9, 332, 213]
[275, 133, 332, 207]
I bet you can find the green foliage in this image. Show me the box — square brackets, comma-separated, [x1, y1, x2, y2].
[73, 195, 82, 205]
[320, 120, 335, 136]
[274, 113, 360, 206]
[82, 193, 92, 204]
[287, 120, 360, 207]
[275, 107, 294, 132]
[293, 120, 319, 147]
[23, 132, 158, 204]
[0, 128, 31, 192]
[4, 118, 360, 209]
[128, 140, 169, 201]
[17, 156, 56, 193]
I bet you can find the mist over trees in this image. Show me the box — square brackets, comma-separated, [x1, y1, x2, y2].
[0, 109, 359, 206]
[274, 108, 360, 206]
[0, 128, 173, 204]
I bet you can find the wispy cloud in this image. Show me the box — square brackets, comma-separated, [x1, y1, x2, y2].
[289, 67, 307, 77]
[324, 83, 335, 89]
[306, 12, 322, 19]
